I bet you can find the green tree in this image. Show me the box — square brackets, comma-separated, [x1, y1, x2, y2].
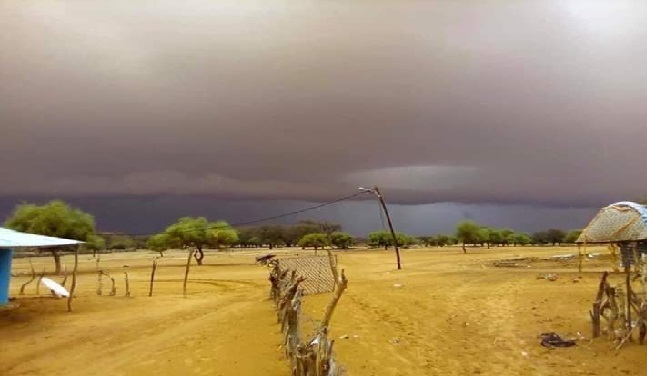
[318, 221, 343, 236]
[108, 235, 136, 250]
[487, 229, 504, 247]
[132, 235, 150, 249]
[499, 228, 515, 246]
[531, 231, 549, 245]
[86, 234, 106, 256]
[418, 236, 435, 247]
[162, 217, 237, 265]
[147, 233, 171, 257]
[513, 232, 532, 246]
[395, 232, 415, 248]
[286, 220, 343, 246]
[211, 220, 239, 248]
[368, 230, 413, 249]
[329, 232, 353, 249]
[436, 234, 451, 247]
[368, 231, 391, 249]
[564, 229, 583, 244]
[420, 235, 452, 247]
[298, 233, 330, 250]
[353, 236, 368, 246]
[456, 220, 480, 253]
[257, 225, 286, 249]
[237, 227, 262, 248]
[546, 229, 566, 246]
[477, 227, 491, 248]
[4, 200, 97, 273]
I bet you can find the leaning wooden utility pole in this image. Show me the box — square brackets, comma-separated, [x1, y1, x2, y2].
[360, 186, 402, 270]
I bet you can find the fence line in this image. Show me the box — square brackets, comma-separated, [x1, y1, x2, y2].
[268, 251, 348, 376]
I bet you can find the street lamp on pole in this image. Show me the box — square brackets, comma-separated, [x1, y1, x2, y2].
[359, 186, 402, 270]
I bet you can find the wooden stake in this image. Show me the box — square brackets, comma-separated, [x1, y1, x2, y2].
[36, 269, 46, 295]
[590, 271, 609, 338]
[60, 264, 68, 287]
[96, 270, 103, 295]
[67, 245, 79, 312]
[639, 303, 647, 345]
[148, 258, 158, 297]
[326, 249, 339, 290]
[607, 285, 619, 340]
[183, 249, 195, 297]
[320, 269, 348, 330]
[102, 271, 116, 296]
[577, 244, 582, 275]
[626, 265, 633, 340]
[19, 258, 36, 295]
[124, 272, 131, 297]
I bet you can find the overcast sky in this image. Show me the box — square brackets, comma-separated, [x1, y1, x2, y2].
[1, 1, 646, 234]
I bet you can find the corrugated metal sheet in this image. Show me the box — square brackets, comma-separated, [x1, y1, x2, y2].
[0, 227, 84, 248]
[577, 202, 647, 243]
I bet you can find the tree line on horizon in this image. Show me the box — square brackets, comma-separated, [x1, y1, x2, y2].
[3, 200, 584, 271]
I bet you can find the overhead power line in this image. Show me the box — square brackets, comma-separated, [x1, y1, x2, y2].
[102, 191, 369, 237]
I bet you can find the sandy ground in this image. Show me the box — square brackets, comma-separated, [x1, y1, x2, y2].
[1, 246, 646, 376]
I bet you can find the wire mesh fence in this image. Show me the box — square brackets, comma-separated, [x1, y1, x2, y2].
[278, 255, 336, 295]
[268, 256, 346, 376]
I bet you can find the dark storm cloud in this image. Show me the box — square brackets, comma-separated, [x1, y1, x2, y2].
[0, 195, 597, 236]
[2, 0, 647, 207]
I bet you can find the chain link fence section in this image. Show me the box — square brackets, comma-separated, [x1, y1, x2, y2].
[278, 255, 335, 295]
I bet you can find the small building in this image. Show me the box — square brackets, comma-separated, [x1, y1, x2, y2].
[576, 201, 647, 343]
[0, 227, 83, 305]
[577, 201, 647, 244]
[576, 201, 647, 267]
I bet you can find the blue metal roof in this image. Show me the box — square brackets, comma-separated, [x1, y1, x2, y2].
[0, 227, 84, 248]
[611, 201, 647, 224]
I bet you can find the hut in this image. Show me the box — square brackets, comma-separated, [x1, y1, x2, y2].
[576, 201, 647, 344]
[0, 227, 83, 305]
[577, 201, 647, 244]
[576, 201, 647, 268]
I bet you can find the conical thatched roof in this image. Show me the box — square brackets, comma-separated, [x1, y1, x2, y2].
[577, 201, 647, 244]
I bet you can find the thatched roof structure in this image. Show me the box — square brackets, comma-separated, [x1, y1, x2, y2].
[577, 201, 647, 244]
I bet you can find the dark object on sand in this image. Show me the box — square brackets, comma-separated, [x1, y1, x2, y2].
[540, 332, 576, 348]
[256, 254, 276, 265]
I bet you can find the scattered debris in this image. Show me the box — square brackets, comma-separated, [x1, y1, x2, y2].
[493, 257, 534, 268]
[539, 332, 577, 348]
[393, 283, 404, 288]
[389, 337, 400, 344]
[255, 253, 276, 265]
[520, 350, 529, 357]
[339, 334, 349, 339]
[537, 274, 559, 281]
[550, 254, 575, 260]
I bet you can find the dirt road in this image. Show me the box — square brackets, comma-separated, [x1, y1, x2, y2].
[1, 247, 645, 375]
